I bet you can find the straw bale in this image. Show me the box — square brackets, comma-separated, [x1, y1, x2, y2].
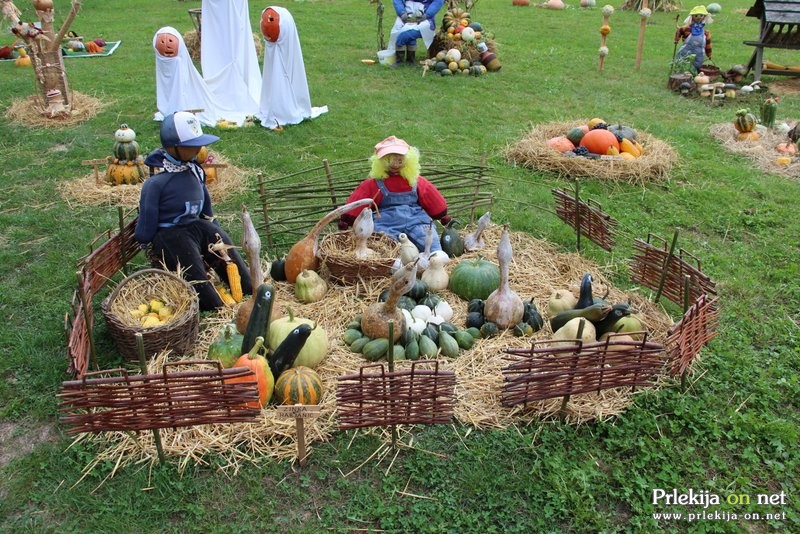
[79, 227, 674, 473]
[5, 92, 106, 128]
[709, 122, 800, 178]
[505, 121, 678, 184]
[58, 152, 250, 208]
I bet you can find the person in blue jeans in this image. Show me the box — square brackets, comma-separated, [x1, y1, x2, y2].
[338, 135, 451, 251]
[388, 0, 445, 66]
[135, 111, 252, 310]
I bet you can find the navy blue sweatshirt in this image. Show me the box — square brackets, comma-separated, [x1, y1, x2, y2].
[135, 148, 214, 245]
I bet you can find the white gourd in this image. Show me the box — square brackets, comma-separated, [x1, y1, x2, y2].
[352, 208, 377, 259]
[398, 233, 420, 265]
[483, 225, 524, 329]
[464, 211, 491, 251]
[421, 250, 449, 290]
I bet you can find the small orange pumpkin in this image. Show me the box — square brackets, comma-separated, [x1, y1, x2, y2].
[226, 337, 274, 408]
[261, 7, 281, 42]
[155, 32, 179, 57]
[546, 136, 575, 153]
[579, 128, 620, 155]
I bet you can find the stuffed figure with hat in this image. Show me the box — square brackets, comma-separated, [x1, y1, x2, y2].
[674, 6, 714, 73]
[135, 111, 252, 310]
[339, 136, 451, 252]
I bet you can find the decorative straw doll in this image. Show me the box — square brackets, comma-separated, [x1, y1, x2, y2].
[674, 5, 714, 73]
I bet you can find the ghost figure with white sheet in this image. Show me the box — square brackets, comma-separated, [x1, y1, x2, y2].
[200, 0, 261, 115]
[152, 27, 247, 127]
[257, 6, 328, 128]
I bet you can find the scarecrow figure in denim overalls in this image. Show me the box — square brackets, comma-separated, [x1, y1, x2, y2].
[339, 136, 451, 252]
[674, 5, 714, 73]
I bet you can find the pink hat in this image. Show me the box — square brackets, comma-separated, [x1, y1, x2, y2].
[374, 136, 410, 159]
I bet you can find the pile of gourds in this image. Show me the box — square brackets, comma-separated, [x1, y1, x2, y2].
[547, 119, 645, 160]
[105, 124, 148, 185]
[342, 280, 478, 361]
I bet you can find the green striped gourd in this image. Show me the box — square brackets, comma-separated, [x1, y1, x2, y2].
[113, 124, 141, 163]
[273, 366, 323, 405]
[734, 109, 757, 133]
[760, 98, 778, 129]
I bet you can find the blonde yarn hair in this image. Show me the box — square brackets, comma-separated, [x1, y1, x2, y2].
[369, 146, 421, 186]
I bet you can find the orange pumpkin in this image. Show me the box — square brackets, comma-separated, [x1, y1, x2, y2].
[261, 7, 281, 42]
[776, 142, 797, 154]
[226, 337, 274, 407]
[546, 136, 575, 153]
[579, 129, 620, 155]
[155, 32, 179, 57]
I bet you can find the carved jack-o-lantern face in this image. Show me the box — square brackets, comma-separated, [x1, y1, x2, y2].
[155, 33, 179, 57]
[260, 8, 280, 42]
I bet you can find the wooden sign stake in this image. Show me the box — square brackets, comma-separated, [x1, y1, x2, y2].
[276, 404, 322, 465]
[135, 333, 167, 466]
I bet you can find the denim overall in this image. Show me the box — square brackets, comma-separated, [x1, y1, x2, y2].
[375, 179, 442, 252]
[677, 23, 706, 72]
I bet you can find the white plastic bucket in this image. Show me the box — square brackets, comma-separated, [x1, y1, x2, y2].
[377, 49, 395, 66]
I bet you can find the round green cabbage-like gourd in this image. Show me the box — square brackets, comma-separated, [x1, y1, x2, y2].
[448, 258, 500, 301]
[566, 127, 586, 146]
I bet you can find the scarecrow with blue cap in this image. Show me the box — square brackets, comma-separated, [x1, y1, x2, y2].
[674, 5, 714, 73]
[135, 111, 252, 310]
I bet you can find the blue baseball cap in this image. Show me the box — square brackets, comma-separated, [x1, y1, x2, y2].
[160, 111, 220, 147]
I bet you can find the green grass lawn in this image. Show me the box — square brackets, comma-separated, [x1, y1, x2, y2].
[1, 0, 798, 531]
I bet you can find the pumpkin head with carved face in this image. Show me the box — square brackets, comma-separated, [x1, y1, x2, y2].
[260, 7, 280, 42]
[155, 32, 179, 57]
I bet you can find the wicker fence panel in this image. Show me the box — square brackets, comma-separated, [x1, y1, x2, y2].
[65, 214, 141, 378]
[501, 337, 666, 406]
[58, 363, 261, 434]
[256, 155, 495, 256]
[552, 188, 618, 251]
[336, 361, 457, 430]
[629, 236, 716, 307]
[665, 294, 721, 376]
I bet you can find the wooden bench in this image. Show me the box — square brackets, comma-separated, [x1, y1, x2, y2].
[255, 154, 496, 257]
[744, 0, 800, 81]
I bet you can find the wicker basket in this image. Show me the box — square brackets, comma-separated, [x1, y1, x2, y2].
[699, 64, 721, 80]
[318, 231, 399, 285]
[101, 269, 199, 361]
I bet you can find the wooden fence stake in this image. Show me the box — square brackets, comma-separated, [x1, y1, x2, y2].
[135, 333, 166, 466]
[654, 228, 680, 303]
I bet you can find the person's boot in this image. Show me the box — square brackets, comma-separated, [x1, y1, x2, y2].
[406, 47, 417, 66]
[391, 47, 405, 68]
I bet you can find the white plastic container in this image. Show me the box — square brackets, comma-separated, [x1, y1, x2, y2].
[377, 49, 395, 66]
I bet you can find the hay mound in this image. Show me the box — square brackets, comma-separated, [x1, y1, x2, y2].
[77, 227, 674, 474]
[505, 121, 678, 184]
[59, 152, 250, 208]
[5, 92, 106, 127]
[710, 122, 800, 177]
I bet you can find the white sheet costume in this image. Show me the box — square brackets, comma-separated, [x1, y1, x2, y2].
[200, 0, 262, 115]
[152, 27, 247, 127]
[257, 6, 327, 128]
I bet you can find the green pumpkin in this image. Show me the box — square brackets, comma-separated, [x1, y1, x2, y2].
[440, 222, 465, 257]
[566, 127, 586, 146]
[208, 323, 245, 368]
[113, 140, 140, 162]
[448, 258, 500, 301]
[404, 279, 429, 302]
[607, 124, 637, 141]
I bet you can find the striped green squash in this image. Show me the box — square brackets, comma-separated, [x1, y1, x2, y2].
[734, 109, 756, 133]
[113, 140, 140, 162]
[273, 366, 323, 405]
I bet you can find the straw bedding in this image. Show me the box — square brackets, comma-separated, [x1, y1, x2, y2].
[5, 91, 105, 127]
[58, 153, 250, 208]
[710, 122, 800, 177]
[75, 226, 674, 475]
[505, 121, 678, 184]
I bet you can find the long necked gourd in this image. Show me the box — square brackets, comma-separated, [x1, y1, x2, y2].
[416, 223, 435, 272]
[284, 198, 376, 283]
[464, 211, 491, 251]
[236, 206, 266, 333]
[398, 233, 420, 265]
[483, 225, 524, 329]
[352, 207, 377, 260]
[361, 258, 419, 341]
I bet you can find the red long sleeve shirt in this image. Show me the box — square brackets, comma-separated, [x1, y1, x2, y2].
[340, 174, 448, 227]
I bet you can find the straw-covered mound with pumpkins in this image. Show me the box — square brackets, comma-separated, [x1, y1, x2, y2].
[80, 204, 674, 471]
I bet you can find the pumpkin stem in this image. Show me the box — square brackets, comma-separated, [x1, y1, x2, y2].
[286, 306, 295, 322]
[246, 336, 264, 359]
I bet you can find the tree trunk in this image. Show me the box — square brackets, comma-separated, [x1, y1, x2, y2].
[3, 0, 81, 117]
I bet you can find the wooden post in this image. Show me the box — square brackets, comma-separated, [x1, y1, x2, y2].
[635, 1, 650, 70]
[387, 320, 397, 449]
[574, 179, 581, 252]
[654, 229, 680, 303]
[276, 404, 322, 465]
[135, 333, 166, 466]
[76, 271, 97, 371]
[598, 5, 614, 72]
